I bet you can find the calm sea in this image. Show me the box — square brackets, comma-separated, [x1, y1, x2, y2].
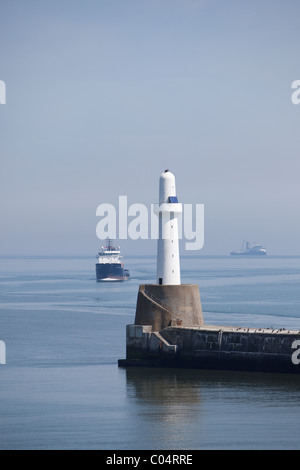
[0, 254, 300, 450]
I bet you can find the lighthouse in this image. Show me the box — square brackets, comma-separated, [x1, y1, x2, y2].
[156, 170, 182, 285]
[131, 169, 204, 332]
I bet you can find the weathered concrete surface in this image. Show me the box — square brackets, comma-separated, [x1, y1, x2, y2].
[118, 324, 300, 374]
[134, 284, 204, 331]
[118, 283, 300, 374]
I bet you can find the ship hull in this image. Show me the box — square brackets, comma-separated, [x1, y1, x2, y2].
[95, 263, 130, 282]
[230, 251, 267, 256]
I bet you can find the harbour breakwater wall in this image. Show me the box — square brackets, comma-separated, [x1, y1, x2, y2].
[119, 324, 300, 374]
[118, 284, 300, 374]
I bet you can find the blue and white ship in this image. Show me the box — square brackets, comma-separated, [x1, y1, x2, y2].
[96, 239, 130, 282]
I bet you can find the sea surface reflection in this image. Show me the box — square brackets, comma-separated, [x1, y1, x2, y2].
[124, 367, 300, 449]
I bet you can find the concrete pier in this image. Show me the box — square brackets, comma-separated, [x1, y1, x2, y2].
[118, 323, 300, 374]
[119, 279, 300, 374]
[118, 244, 300, 374]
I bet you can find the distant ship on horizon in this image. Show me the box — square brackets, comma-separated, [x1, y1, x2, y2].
[95, 239, 130, 282]
[230, 240, 267, 256]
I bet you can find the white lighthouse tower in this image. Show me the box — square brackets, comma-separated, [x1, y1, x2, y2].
[129, 169, 204, 333]
[156, 170, 182, 285]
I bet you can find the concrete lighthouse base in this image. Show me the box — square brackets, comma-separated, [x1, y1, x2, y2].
[134, 284, 204, 331]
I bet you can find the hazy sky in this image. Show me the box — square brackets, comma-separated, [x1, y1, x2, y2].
[1, 0, 299, 256]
